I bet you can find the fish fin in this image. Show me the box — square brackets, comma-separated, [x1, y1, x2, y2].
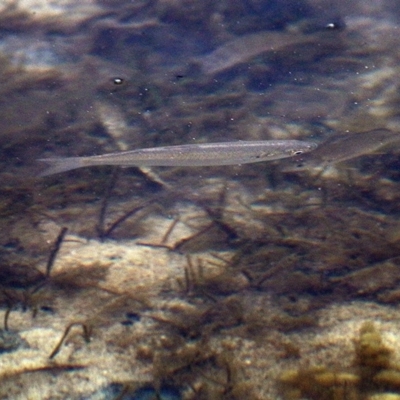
[37, 157, 84, 176]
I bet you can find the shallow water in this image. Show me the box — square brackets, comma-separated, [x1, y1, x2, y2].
[2, 1, 400, 399]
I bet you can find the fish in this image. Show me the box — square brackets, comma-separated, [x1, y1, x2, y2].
[282, 129, 400, 171]
[38, 140, 317, 176]
[197, 31, 316, 75]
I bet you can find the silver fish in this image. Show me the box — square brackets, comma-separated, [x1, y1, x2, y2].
[198, 31, 316, 75]
[38, 140, 317, 176]
[283, 128, 400, 171]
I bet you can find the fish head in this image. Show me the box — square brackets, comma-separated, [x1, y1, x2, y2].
[253, 140, 318, 162]
[288, 141, 318, 156]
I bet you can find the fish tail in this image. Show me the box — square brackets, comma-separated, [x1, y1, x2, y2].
[37, 157, 84, 176]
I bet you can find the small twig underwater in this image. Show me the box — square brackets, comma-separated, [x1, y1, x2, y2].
[3, 308, 11, 331]
[102, 204, 148, 239]
[46, 227, 68, 278]
[160, 216, 180, 244]
[96, 167, 120, 240]
[96, 168, 160, 240]
[49, 322, 92, 359]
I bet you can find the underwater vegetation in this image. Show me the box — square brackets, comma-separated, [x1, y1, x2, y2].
[4, 145, 400, 398]
[279, 322, 400, 400]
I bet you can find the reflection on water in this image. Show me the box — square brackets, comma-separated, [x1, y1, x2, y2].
[2, 0, 400, 399]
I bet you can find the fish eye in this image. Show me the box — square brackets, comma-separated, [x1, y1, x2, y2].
[113, 77, 124, 85]
[293, 150, 303, 155]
